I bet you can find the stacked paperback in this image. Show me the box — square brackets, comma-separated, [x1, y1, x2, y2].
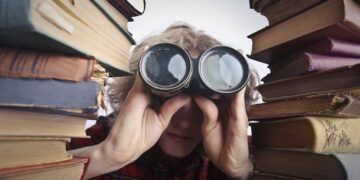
[248, 0, 360, 179]
[0, 0, 145, 179]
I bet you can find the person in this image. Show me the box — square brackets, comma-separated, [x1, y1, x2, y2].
[69, 23, 259, 180]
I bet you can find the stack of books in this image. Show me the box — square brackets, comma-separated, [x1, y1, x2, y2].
[248, 0, 360, 179]
[0, 0, 145, 179]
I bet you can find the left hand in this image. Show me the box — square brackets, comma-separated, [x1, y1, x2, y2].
[193, 89, 253, 179]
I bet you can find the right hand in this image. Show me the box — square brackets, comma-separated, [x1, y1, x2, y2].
[100, 75, 191, 166]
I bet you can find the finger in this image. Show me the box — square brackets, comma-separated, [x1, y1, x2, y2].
[230, 88, 247, 121]
[193, 95, 219, 134]
[123, 75, 151, 110]
[157, 95, 191, 129]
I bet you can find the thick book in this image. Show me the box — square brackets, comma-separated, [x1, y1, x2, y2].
[0, 136, 71, 169]
[251, 0, 325, 26]
[91, 0, 130, 30]
[0, 0, 134, 76]
[257, 64, 360, 102]
[108, 0, 146, 21]
[0, 157, 87, 180]
[250, 116, 360, 153]
[262, 53, 360, 82]
[0, 77, 101, 117]
[268, 37, 360, 72]
[0, 108, 87, 138]
[0, 47, 95, 81]
[252, 149, 360, 180]
[249, 94, 360, 120]
[248, 0, 360, 64]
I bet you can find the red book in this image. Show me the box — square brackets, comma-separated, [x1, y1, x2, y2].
[0, 157, 88, 180]
[269, 37, 360, 72]
[263, 53, 360, 82]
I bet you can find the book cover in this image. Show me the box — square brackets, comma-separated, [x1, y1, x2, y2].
[250, 116, 360, 153]
[268, 37, 360, 72]
[108, 0, 146, 21]
[249, 94, 360, 120]
[0, 47, 95, 81]
[257, 0, 325, 26]
[0, 77, 101, 117]
[252, 149, 360, 180]
[248, 0, 360, 64]
[262, 53, 360, 82]
[257, 64, 360, 102]
[0, 157, 88, 180]
[0, 108, 88, 138]
[0, 0, 134, 76]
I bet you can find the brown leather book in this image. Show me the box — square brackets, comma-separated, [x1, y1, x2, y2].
[252, 149, 360, 180]
[249, 94, 360, 120]
[0, 47, 95, 81]
[257, 64, 360, 102]
[250, 116, 360, 153]
[248, 0, 360, 64]
[251, 0, 325, 26]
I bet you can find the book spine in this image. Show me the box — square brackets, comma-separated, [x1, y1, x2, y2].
[308, 37, 360, 57]
[312, 117, 360, 153]
[308, 53, 360, 71]
[0, 77, 100, 109]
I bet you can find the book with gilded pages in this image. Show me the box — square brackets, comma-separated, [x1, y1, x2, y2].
[250, 116, 360, 153]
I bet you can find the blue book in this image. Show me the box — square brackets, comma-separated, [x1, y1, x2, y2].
[0, 77, 101, 117]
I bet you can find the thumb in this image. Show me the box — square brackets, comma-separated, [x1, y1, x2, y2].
[158, 95, 191, 129]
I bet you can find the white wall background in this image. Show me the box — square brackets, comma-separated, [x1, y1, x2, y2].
[128, 0, 270, 79]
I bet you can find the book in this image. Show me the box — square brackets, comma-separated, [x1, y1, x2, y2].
[91, 0, 130, 30]
[0, 77, 101, 117]
[251, 0, 325, 26]
[268, 37, 360, 72]
[108, 0, 146, 21]
[262, 53, 360, 82]
[0, 47, 95, 81]
[0, 157, 87, 180]
[257, 64, 360, 102]
[250, 116, 360, 153]
[249, 94, 360, 120]
[0, 136, 71, 169]
[0, 0, 134, 76]
[252, 149, 360, 180]
[0, 108, 87, 138]
[248, 0, 360, 64]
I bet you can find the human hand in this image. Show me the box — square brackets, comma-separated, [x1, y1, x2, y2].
[194, 89, 253, 179]
[96, 75, 191, 172]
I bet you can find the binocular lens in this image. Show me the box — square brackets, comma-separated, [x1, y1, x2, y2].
[141, 47, 189, 87]
[201, 52, 244, 92]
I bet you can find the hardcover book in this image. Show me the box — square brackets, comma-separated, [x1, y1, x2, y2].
[0, 0, 134, 76]
[0, 108, 87, 138]
[108, 0, 146, 21]
[248, 0, 360, 64]
[0, 77, 101, 117]
[257, 64, 360, 102]
[262, 53, 360, 82]
[0, 157, 87, 180]
[0, 136, 71, 169]
[249, 94, 360, 120]
[250, 116, 360, 153]
[268, 37, 360, 72]
[252, 149, 360, 180]
[0, 47, 95, 81]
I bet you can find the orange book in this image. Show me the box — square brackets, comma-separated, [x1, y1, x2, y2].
[0, 47, 95, 81]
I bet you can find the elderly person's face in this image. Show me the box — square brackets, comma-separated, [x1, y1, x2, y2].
[157, 49, 204, 158]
